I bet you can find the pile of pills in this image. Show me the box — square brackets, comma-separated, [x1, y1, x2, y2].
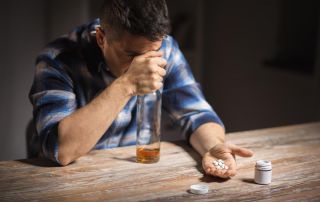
[213, 159, 229, 170]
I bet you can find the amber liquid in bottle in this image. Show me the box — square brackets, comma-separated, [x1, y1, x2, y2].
[136, 91, 162, 164]
[136, 146, 160, 163]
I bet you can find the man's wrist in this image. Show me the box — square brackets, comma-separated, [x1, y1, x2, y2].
[190, 122, 225, 156]
[113, 75, 135, 97]
[207, 142, 225, 153]
[202, 138, 224, 154]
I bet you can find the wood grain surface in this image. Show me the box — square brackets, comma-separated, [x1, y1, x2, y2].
[0, 122, 320, 201]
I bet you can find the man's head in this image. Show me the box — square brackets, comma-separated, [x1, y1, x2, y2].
[96, 0, 171, 77]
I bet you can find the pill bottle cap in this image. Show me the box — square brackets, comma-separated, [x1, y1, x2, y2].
[190, 184, 209, 195]
[255, 160, 272, 170]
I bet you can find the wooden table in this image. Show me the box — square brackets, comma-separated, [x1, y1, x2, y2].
[0, 122, 320, 201]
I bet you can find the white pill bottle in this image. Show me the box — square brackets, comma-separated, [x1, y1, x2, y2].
[254, 160, 272, 185]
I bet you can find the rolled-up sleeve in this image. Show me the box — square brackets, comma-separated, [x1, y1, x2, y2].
[29, 56, 77, 164]
[162, 37, 224, 142]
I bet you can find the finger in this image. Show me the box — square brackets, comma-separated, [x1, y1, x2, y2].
[149, 65, 166, 77]
[138, 80, 163, 92]
[224, 161, 237, 177]
[158, 76, 163, 82]
[151, 81, 163, 91]
[137, 85, 162, 95]
[212, 167, 229, 178]
[138, 74, 163, 84]
[157, 67, 166, 77]
[228, 144, 254, 157]
[152, 74, 164, 83]
[204, 166, 212, 174]
[137, 88, 151, 95]
[202, 155, 215, 174]
[142, 51, 163, 58]
[148, 72, 164, 83]
[150, 57, 167, 68]
[225, 168, 236, 177]
[203, 159, 214, 171]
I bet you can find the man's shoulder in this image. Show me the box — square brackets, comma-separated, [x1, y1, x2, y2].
[37, 38, 79, 61]
[36, 19, 101, 65]
[162, 35, 178, 48]
[161, 35, 181, 60]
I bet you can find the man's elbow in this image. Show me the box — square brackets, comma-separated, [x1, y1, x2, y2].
[57, 152, 74, 166]
[57, 121, 75, 166]
[57, 138, 77, 166]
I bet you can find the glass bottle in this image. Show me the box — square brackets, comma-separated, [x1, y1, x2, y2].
[136, 90, 162, 163]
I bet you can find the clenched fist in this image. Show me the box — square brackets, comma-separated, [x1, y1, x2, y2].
[121, 51, 167, 95]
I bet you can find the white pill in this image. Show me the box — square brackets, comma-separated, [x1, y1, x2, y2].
[190, 184, 209, 195]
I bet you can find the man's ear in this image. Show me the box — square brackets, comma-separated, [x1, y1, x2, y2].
[96, 27, 106, 50]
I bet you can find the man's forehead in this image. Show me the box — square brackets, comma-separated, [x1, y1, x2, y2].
[118, 33, 163, 54]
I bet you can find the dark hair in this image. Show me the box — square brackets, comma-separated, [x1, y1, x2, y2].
[100, 0, 171, 41]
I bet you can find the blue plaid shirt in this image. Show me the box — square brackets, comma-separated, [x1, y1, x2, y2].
[29, 19, 223, 164]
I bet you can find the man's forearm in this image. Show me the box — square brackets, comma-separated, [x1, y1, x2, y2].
[190, 122, 225, 156]
[57, 76, 132, 166]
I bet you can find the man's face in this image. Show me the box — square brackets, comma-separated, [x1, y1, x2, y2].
[96, 29, 163, 77]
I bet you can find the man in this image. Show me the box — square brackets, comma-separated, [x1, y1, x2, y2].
[29, 0, 253, 178]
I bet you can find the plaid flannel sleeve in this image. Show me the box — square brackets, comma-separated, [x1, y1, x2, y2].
[162, 36, 224, 142]
[29, 54, 77, 164]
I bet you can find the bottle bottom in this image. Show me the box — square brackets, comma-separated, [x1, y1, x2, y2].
[136, 147, 160, 164]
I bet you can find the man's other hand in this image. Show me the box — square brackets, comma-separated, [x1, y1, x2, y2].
[202, 143, 254, 178]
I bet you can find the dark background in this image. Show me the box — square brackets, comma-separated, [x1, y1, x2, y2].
[0, 0, 319, 161]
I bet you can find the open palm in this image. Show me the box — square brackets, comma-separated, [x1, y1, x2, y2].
[202, 143, 253, 178]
